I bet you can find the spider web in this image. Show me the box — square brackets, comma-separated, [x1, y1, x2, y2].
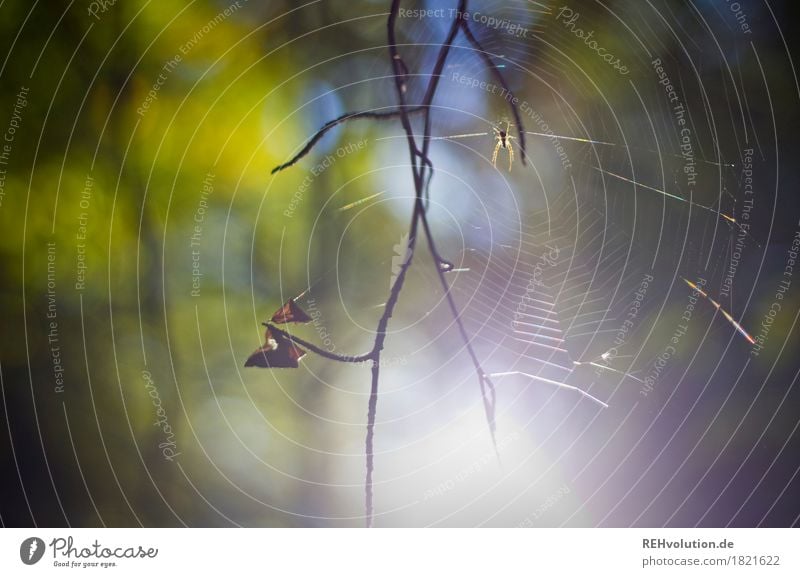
[449, 184, 656, 408]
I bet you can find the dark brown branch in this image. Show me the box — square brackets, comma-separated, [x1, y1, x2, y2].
[387, 29, 423, 188]
[415, 0, 497, 445]
[459, 19, 527, 163]
[271, 106, 426, 174]
[361, 0, 517, 527]
[364, 0, 465, 528]
[362, 0, 428, 529]
[364, 206, 419, 528]
[416, 0, 466, 209]
[264, 0, 524, 527]
[419, 0, 467, 164]
[417, 209, 497, 440]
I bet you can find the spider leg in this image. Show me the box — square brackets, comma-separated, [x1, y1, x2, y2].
[492, 139, 501, 168]
[508, 141, 514, 172]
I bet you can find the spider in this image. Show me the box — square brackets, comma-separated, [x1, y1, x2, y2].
[433, 119, 616, 173]
[492, 120, 516, 172]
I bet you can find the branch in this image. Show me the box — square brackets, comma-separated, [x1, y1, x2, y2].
[271, 106, 426, 174]
[413, 0, 498, 447]
[363, 0, 465, 527]
[459, 19, 527, 163]
[417, 208, 497, 441]
[264, 323, 373, 363]
[362, 0, 523, 526]
[364, 208, 418, 528]
[388, 9, 424, 189]
[416, 0, 466, 207]
[362, 0, 429, 528]
[265, 0, 529, 527]
[419, 0, 466, 160]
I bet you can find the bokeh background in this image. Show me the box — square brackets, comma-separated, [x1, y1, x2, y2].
[1, 0, 799, 527]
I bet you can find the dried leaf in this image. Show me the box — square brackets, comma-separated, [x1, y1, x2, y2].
[245, 328, 306, 369]
[271, 298, 313, 324]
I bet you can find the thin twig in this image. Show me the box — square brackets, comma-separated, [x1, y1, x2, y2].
[365, 0, 468, 527]
[364, 214, 417, 527]
[419, 0, 467, 163]
[490, 372, 609, 409]
[414, 0, 499, 450]
[459, 19, 527, 162]
[271, 106, 426, 174]
[264, 323, 373, 363]
[417, 209, 497, 441]
[362, 0, 517, 526]
[361, 0, 427, 528]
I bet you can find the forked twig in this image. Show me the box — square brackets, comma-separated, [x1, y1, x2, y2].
[271, 106, 426, 174]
